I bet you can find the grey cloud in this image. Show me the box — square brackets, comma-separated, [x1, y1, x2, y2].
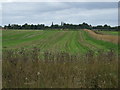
[1, 2, 118, 26]
[67, 2, 118, 9]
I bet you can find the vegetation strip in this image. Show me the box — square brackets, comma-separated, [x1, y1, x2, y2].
[84, 29, 119, 44]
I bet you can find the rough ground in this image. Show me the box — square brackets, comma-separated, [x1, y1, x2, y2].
[84, 29, 119, 44]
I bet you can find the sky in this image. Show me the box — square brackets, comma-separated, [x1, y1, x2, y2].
[0, 0, 119, 2]
[0, 2, 119, 26]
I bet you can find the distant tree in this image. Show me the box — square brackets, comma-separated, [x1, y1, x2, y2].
[37, 24, 45, 29]
[96, 25, 103, 30]
[30, 24, 34, 29]
[103, 24, 111, 30]
[10, 24, 21, 29]
[3, 22, 118, 30]
[22, 23, 30, 29]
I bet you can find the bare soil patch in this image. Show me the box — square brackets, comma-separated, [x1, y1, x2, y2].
[84, 29, 119, 44]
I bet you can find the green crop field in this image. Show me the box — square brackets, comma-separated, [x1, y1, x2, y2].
[2, 30, 119, 88]
[2, 30, 118, 54]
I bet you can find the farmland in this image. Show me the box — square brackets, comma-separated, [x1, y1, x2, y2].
[2, 29, 119, 88]
[3, 30, 118, 53]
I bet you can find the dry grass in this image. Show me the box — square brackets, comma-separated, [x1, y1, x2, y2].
[84, 29, 119, 44]
[2, 48, 118, 88]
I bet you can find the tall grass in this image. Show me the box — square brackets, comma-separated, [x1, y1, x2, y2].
[2, 48, 118, 88]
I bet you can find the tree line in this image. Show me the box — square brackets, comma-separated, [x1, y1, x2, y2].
[1, 22, 119, 31]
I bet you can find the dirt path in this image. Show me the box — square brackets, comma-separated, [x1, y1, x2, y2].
[84, 29, 119, 44]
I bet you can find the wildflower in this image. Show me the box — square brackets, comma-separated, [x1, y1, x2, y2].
[25, 77, 28, 80]
[109, 73, 112, 76]
[37, 72, 40, 75]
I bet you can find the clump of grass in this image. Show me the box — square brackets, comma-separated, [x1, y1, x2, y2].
[2, 48, 118, 88]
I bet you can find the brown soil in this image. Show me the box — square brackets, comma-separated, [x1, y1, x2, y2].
[84, 29, 119, 44]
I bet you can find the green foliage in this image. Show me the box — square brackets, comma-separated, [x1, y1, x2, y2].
[3, 22, 118, 30]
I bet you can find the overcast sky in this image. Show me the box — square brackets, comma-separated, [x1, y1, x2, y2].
[1, 2, 118, 26]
